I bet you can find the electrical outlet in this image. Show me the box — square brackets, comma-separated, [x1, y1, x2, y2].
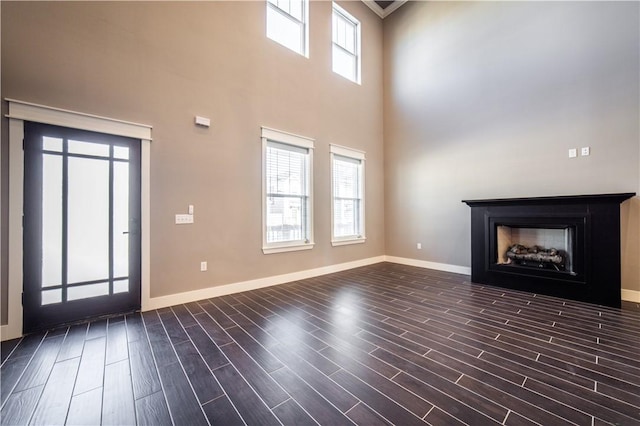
[417, 243, 422, 250]
[568, 148, 577, 158]
[200, 261, 207, 272]
[175, 214, 194, 224]
[581, 147, 590, 156]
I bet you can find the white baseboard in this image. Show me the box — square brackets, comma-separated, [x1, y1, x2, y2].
[384, 256, 471, 276]
[3, 256, 635, 342]
[1, 318, 22, 342]
[622, 289, 640, 303]
[0, 324, 20, 342]
[143, 255, 386, 311]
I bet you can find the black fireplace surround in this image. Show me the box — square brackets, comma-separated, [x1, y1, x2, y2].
[463, 193, 635, 308]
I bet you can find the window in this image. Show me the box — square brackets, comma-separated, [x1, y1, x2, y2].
[332, 3, 361, 84]
[266, 0, 309, 57]
[331, 145, 365, 245]
[262, 127, 314, 254]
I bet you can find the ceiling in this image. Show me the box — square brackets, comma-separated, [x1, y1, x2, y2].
[363, 0, 407, 19]
[374, 1, 396, 10]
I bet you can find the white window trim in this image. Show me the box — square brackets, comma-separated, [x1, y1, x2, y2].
[332, 3, 362, 85]
[266, 0, 309, 58]
[262, 127, 314, 254]
[3, 98, 152, 340]
[330, 144, 365, 247]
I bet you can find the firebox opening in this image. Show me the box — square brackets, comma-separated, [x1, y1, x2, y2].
[496, 225, 575, 274]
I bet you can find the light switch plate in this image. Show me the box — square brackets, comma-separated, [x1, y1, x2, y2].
[175, 214, 194, 224]
[568, 148, 577, 158]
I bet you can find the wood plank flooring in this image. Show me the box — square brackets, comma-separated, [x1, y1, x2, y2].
[1, 262, 640, 425]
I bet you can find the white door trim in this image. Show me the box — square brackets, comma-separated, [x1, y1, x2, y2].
[2, 99, 152, 341]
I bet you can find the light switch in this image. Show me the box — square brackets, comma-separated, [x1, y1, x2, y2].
[568, 148, 577, 158]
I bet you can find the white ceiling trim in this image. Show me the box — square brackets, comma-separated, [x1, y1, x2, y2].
[362, 0, 407, 19]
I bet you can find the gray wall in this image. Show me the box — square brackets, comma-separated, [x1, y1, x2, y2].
[383, 1, 640, 293]
[1, 1, 385, 324]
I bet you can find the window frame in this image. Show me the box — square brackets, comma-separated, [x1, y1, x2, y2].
[262, 127, 315, 254]
[332, 3, 362, 84]
[266, 0, 309, 57]
[330, 144, 365, 246]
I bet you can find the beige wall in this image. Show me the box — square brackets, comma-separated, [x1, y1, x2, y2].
[383, 1, 640, 294]
[1, 1, 385, 323]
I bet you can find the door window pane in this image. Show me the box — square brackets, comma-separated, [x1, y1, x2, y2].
[67, 282, 109, 301]
[42, 289, 62, 305]
[68, 140, 110, 157]
[43, 137, 63, 152]
[113, 162, 129, 278]
[113, 146, 129, 160]
[67, 157, 110, 283]
[113, 279, 129, 294]
[42, 154, 63, 287]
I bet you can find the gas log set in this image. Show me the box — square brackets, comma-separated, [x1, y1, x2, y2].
[504, 244, 565, 271]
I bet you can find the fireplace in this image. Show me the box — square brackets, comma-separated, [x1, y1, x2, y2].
[463, 193, 634, 308]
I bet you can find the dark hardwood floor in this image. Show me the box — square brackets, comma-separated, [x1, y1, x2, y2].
[2, 262, 640, 425]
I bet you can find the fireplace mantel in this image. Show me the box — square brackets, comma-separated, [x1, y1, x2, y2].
[462, 193, 635, 207]
[462, 193, 635, 308]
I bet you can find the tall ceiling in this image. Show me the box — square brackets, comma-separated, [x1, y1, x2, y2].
[374, 1, 396, 10]
[363, 0, 407, 18]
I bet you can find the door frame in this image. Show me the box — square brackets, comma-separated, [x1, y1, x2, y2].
[3, 99, 152, 340]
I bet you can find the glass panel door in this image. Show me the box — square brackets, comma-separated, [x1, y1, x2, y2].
[23, 122, 141, 332]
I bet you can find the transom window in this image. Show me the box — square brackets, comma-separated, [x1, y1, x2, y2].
[266, 0, 309, 57]
[331, 144, 365, 245]
[332, 3, 361, 84]
[262, 127, 314, 254]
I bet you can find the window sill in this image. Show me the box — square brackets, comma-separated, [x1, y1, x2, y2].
[263, 242, 315, 255]
[331, 237, 366, 247]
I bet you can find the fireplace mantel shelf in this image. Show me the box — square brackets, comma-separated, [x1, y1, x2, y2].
[462, 192, 635, 207]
